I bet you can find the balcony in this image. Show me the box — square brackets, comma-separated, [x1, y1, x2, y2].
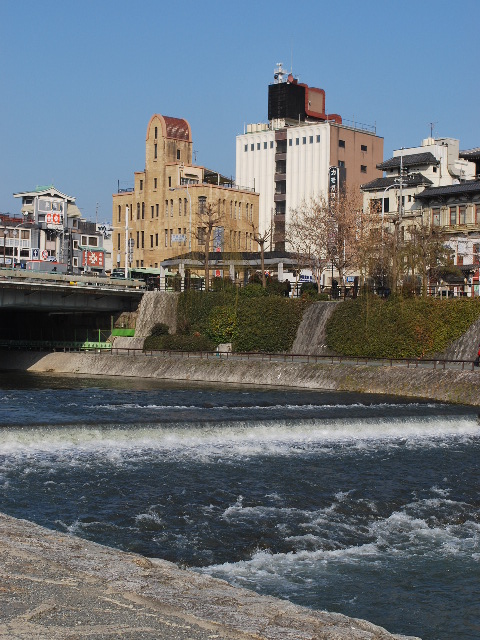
[275, 152, 287, 161]
[274, 173, 287, 182]
[275, 130, 287, 141]
[274, 193, 286, 202]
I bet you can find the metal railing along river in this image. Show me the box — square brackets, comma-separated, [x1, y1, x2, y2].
[100, 347, 479, 372]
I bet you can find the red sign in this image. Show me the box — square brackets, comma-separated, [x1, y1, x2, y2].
[83, 250, 104, 268]
[45, 212, 62, 225]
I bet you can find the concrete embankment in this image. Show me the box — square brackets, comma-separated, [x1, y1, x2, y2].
[3, 349, 480, 405]
[0, 512, 419, 640]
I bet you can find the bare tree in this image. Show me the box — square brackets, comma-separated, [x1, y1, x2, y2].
[251, 223, 272, 288]
[288, 202, 330, 293]
[288, 188, 367, 294]
[194, 198, 224, 291]
[407, 220, 452, 297]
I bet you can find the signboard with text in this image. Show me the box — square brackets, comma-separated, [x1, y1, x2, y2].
[83, 250, 105, 268]
[38, 198, 65, 228]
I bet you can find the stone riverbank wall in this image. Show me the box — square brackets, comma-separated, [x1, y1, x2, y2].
[0, 512, 419, 640]
[3, 349, 480, 405]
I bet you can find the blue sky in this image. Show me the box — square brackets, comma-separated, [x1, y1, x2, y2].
[1, 0, 479, 222]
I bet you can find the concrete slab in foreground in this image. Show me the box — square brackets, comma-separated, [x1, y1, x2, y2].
[0, 513, 420, 640]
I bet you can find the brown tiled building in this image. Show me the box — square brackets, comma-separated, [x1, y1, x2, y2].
[112, 115, 259, 271]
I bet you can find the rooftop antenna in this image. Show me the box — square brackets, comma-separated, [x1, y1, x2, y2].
[95, 202, 99, 224]
[429, 121, 438, 138]
[273, 62, 287, 84]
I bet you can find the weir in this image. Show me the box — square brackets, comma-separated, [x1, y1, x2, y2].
[291, 301, 340, 354]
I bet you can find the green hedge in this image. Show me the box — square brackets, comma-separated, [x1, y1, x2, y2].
[144, 333, 215, 352]
[173, 290, 309, 353]
[233, 297, 308, 352]
[326, 296, 480, 358]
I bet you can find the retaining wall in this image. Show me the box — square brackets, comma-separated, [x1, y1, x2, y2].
[2, 350, 480, 406]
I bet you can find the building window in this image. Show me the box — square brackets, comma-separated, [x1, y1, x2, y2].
[449, 206, 457, 226]
[361, 144, 367, 152]
[165, 200, 168, 217]
[165, 230, 168, 247]
[177, 149, 181, 160]
[73, 257, 78, 267]
[433, 166, 438, 173]
[198, 196, 207, 215]
[432, 207, 441, 225]
[309, 136, 313, 144]
[154, 126, 158, 139]
[197, 227, 205, 245]
[73, 239, 79, 250]
[474, 243, 480, 265]
[155, 233, 158, 247]
[316, 135, 320, 142]
[184, 198, 188, 216]
[264, 141, 267, 149]
[136, 231, 139, 247]
[238, 202, 242, 220]
[117, 234, 120, 250]
[270, 141, 274, 148]
[118, 205, 121, 222]
[142, 202, 145, 219]
[136, 203, 140, 220]
[244, 144, 248, 152]
[339, 139, 345, 148]
[154, 144, 157, 159]
[289, 139, 292, 146]
[339, 160, 345, 168]
[459, 205, 466, 224]
[156, 204, 159, 217]
[168, 176, 172, 187]
[151, 206, 154, 219]
[476, 204, 480, 225]
[296, 138, 299, 145]
[257, 143, 260, 150]
[154, 178, 157, 189]
[150, 235, 153, 248]
[170, 200, 174, 217]
[302, 137, 306, 144]
[179, 198, 182, 216]
[251, 144, 254, 151]
[140, 180, 143, 190]
[360, 165, 367, 173]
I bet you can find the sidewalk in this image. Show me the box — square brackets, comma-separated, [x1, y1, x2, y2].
[0, 513, 420, 640]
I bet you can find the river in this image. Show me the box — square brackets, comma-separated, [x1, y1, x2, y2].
[0, 371, 478, 640]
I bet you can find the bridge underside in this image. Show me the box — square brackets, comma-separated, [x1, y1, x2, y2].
[0, 309, 119, 342]
[0, 282, 142, 343]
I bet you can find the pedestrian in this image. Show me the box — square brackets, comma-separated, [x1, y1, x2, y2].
[284, 279, 291, 297]
[475, 343, 480, 367]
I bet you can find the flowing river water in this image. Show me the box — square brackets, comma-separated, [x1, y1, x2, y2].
[0, 370, 479, 640]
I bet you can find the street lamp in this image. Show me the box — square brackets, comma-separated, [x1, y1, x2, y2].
[170, 185, 192, 252]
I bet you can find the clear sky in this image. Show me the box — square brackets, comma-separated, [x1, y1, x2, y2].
[1, 0, 479, 222]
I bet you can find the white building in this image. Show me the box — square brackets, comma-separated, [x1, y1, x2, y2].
[361, 137, 476, 223]
[236, 65, 383, 250]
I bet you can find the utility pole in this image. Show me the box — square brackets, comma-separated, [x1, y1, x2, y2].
[124, 205, 129, 278]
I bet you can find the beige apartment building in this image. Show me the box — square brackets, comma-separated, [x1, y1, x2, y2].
[113, 115, 259, 272]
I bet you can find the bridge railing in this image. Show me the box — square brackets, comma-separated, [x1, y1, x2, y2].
[0, 268, 145, 290]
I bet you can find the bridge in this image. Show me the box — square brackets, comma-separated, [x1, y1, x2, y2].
[0, 270, 144, 312]
[0, 269, 145, 346]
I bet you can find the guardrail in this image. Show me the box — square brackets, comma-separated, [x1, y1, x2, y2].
[106, 348, 480, 371]
[1, 342, 478, 370]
